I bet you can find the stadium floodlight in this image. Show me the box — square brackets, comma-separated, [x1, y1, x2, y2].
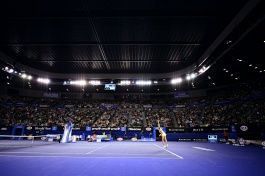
[21, 74, 27, 78]
[171, 78, 182, 84]
[89, 80, 100, 85]
[69, 80, 86, 85]
[8, 69, 14, 73]
[135, 80, 152, 85]
[191, 73, 196, 78]
[120, 80, 131, 85]
[37, 78, 50, 84]
[198, 66, 210, 74]
[186, 73, 196, 80]
[186, 75, 191, 80]
[27, 75, 32, 80]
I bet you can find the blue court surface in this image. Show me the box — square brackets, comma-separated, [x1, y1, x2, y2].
[0, 141, 264, 176]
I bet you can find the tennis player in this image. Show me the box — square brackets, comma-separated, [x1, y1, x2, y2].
[157, 120, 168, 148]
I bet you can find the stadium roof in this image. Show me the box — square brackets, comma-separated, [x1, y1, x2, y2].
[0, 0, 265, 93]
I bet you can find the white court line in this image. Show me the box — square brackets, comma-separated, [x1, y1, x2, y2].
[89, 153, 171, 156]
[0, 155, 181, 159]
[193, 147, 215, 151]
[0, 152, 169, 156]
[0, 152, 88, 155]
[154, 144, 183, 159]
[45, 147, 102, 149]
[86, 144, 109, 154]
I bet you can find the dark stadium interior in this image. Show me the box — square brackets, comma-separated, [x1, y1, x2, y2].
[1, 2, 265, 176]
[0, 0, 265, 93]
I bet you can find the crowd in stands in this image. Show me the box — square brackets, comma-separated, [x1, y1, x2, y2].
[111, 108, 129, 127]
[130, 108, 143, 127]
[0, 80, 265, 128]
[145, 108, 173, 127]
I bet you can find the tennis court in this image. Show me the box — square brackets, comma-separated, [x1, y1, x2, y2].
[0, 139, 264, 176]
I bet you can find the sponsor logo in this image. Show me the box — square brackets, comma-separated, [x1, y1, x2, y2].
[110, 127, 120, 131]
[193, 128, 204, 132]
[169, 128, 184, 132]
[91, 127, 111, 131]
[178, 138, 192, 141]
[131, 137, 137, 141]
[262, 141, 265, 147]
[128, 127, 141, 131]
[26, 126, 32, 130]
[212, 128, 228, 131]
[35, 127, 51, 130]
[117, 137, 123, 141]
[193, 138, 207, 141]
[240, 126, 248, 131]
[0, 128, 7, 130]
[145, 127, 151, 131]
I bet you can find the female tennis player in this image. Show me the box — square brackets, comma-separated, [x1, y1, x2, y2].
[157, 120, 168, 148]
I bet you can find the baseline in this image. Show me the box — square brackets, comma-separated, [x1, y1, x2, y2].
[154, 144, 183, 159]
[86, 144, 109, 154]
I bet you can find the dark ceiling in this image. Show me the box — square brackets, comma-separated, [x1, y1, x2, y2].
[0, 0, 265, 94]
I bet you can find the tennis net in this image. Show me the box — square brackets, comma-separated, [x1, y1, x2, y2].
[0, 135, 59, 150]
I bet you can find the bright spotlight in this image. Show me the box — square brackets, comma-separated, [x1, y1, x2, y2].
[21, 74, 27, 78]
[171, 78, 182, 84]
[37, 78, 50, 84]
[135, 81, 151, 85]
[70, 80, 86, 85]
[120, 80, 131, 85]
[89, 80, 100, 85]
